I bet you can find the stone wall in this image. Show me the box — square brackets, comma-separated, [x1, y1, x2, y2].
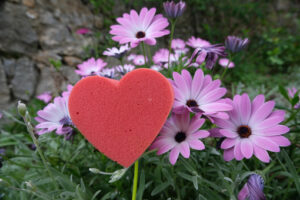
[0, 0, 103, 110]
[0, 0, 298, 112]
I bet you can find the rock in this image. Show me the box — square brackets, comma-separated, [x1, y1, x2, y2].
[11, 57, 37, 100]
[0, 2, 38, 55]
[36, 67, 58, 95]
[0, 61, 10, 106]
[63, 56, 82, 67]
[94, 16, 103, 29]
[33, 51, 61, 66]
[60, 66, 80, 84]
[22, 0, 35, 8]
[26, 9, 38, 19]
[2, 58, 16, 78]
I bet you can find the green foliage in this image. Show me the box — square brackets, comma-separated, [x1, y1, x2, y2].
[0, 97, 299, 199]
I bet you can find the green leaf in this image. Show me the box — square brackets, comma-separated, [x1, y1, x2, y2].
[278, 85, 289, 101]
[137, 170, 145, 200]
[151, 182, 170, 196]
[291, 95, 299, 107]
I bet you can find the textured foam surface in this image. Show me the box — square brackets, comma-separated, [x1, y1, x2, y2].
[68, 68, 174, 167]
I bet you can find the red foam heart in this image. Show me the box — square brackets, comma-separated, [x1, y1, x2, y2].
[68, 68, 174, 167]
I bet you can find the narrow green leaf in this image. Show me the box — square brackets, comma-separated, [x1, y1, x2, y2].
[151, 182, 170, 196]
[278, 85, 289, 101]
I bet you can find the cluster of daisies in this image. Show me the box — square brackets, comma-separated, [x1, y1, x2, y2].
[34, 1, 292, 170]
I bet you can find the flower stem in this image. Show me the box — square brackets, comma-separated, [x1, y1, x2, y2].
[141, 42, 147, 66]
[167, 19, 177, 69]
[131, 160, 139, 200]
[19, 109, 59, 190]
[220, 54, 232, 80]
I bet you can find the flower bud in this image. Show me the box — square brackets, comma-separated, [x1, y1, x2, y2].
[238, 174, 266, 200]
[163, 1, 186, 19]
[17, 101, 27, 117]
[89, 168, 101, 174]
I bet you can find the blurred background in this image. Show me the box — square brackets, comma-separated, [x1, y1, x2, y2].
[0, 0, 299, 112]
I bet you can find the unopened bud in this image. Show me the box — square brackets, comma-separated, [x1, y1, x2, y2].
[25, 181, 33, 188]
[89, 168, 101, 174]
[17, 101, 27, 117]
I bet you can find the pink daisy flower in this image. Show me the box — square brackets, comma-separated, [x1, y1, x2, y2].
[35, 96, 73, 135]
[75, 58, 107, 77]
[288, 87, 297, 98]
[187, 44, 227, 69]
[133, 55, 147, 66]
[76, 28, 91, 35]
[103, 44, 130, 59]
[219, 58, 235, 68]
[150, 110, 209, 165]
[163, 1, 186, 19]
[238, 174, 266, 200]
[100, 68, 116, 79]
[127, 54, 136, 61]
[171, 39, 189, 55]
[186, 36, 211, 49]
[215, 93, 290, 162]
[287, 87, 300, 109]
[0, 112, 2, 119]
[153, 48, 178, 68]
[115, 64, 135, 75]
[150, 65, 163, 71]
[171, 69, 232, 119]
[36, 92, 52, 103]
[110, 8, 170, 48]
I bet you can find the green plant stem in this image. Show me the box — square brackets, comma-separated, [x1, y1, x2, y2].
[25, 122, 58, 190]
[220, 54, 232, 80]
[132, 160, 139, 200]
[167, 19, 177, 69]
[141, 42, 147, 66]
[146, 45, 153, 65]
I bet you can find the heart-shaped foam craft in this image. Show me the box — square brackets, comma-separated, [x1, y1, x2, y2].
[68, 68, 174, 167]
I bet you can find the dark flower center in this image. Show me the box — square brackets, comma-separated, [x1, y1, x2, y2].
[186, 99, 198, 107]
[59, 116, 72, 126]
[136, 31, 145, 38]
[237, 125, 252, 138]
[175, 131, 186, 143]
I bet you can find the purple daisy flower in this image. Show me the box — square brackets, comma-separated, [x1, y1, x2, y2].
[110, 8, 170, 48]
[163, 1, 186, 19]
[103, 44, 130, 59]
[287, 87, 300, 109]
[172, 38, 189, 55]
[99, 68, 116, 79]
[171, 69, 232, 119]
[36, 92, 52, 103]
[187, 44, 227, 69]
[219, 58, 235, 68]
[238, 174, 266, 200]
[215, 94, 290, 162]
[225, 36, 249, 53]
[75, 58, 107, 77]
[115, 64, 135, 75]
[35, 96, 73, 135]
[288, 87, 297, 98]
[150, 65, 163, 71]
[127, 54, 136, 61]
[186, 36, 211, 49]
[133, 55, 147, 66]
[150, 110, 209, 165]
[76, 28, 91, 35]
[153, 48, 179, 68]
